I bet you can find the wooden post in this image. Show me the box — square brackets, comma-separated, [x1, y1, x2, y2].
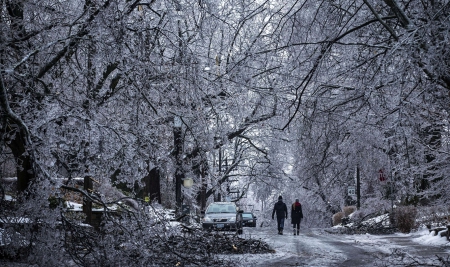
[356, 166, 361, 210]
[200, 166, 206, 210]
[216, 147, 222, 202]
[83, 176, 93, 225]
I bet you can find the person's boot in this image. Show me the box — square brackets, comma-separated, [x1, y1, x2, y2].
[278, 228, 281, 235]
[280, 228, 283, 235]
[293, 228, 296, 235]
[297, 230, 299, 235]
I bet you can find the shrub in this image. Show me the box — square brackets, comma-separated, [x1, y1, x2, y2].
[350, 209, 366, 222]
[417, 205, 450, 227]
[48, 196, 66, 209]
[394, 205, 417, 233]
[343, 206, 356, 217]
[332, 212, 345, 226]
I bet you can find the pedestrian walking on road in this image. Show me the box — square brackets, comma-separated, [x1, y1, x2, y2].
[291, 198, 303, 235]
[272, 195, 288, 235]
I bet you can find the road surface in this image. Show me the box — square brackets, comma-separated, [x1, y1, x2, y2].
[230, 226, 450, 267]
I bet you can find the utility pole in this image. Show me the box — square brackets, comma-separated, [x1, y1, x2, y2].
[217, 147, 222, 202]
[356, 165, 361, 209]
[83, 176, 93, 225]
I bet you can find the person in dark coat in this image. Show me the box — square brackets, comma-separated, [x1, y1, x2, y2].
[272, 195, 288, 235]
[291, 198, 303, 235]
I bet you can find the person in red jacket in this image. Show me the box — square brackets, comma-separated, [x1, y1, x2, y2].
[291, 198, 303, 235]
[272, 195, 288, 235]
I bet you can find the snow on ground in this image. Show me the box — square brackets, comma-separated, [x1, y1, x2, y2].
[223, 227, 347, 266]
[224, 222, 450, 267]
[412, 226, 450, 246]
[3, 198, 449, 266]
[335, 224, 450, 249]
[61, 205, 447, 266]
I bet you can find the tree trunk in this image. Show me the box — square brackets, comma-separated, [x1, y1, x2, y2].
[8, 131, 34, 192]
[1, 73, 35, 193]
[148, 167, 161, 204]
[173, 123, 183, 211]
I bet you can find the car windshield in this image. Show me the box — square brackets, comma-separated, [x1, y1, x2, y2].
[242, 213, 253, 218]
[206, 204, 236, 213]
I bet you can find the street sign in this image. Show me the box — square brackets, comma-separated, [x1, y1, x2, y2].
[379, 169, 386, 181]
[348, 186, 356, 196]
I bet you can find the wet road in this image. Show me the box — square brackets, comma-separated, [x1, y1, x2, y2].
[233, 226, 450, 267]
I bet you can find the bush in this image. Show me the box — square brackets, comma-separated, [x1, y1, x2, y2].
[350, 209, 366, 222]
[416, 205, 450, 228]
[332, 212, 344, 226]
[394, 205, 417, 233]
[48, 196, 66, 209]
[343, 206, 356, 217]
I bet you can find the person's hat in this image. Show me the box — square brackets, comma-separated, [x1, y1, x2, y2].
[278, 195, 283, 200]
[295, 198, 299, 202]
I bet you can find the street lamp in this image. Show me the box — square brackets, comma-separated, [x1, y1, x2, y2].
[174, 115, 182, 128]
[183, 178, 194, 188]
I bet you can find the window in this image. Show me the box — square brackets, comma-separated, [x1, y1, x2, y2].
[206, 203, 237, 213]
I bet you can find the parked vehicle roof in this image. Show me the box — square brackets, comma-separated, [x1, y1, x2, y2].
[205, 202, 238, 214]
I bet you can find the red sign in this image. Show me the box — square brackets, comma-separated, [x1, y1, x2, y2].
[379, 169, 386, 181]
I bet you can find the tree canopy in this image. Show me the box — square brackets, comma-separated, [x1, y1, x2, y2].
[1, 0, 450, 265]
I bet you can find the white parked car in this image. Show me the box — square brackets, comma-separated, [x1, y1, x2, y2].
[201, 202, 243, 234]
